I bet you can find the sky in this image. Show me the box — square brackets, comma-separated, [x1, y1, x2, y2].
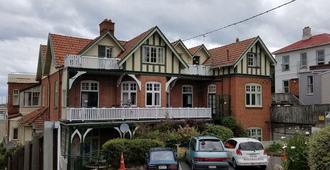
[0, 0, 329, 98]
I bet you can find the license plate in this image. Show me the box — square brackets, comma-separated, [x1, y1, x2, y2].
[209, 166, 217, 169]
[158, 165, 167, 169]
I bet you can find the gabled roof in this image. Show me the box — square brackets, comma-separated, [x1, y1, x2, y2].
[206, 37, 257, 66]
[273, 33, 330, 55]
[188, 44, 210, 58]
[49, 33, 93, 65]
[79, 32, 124, 55]
[36, 44, 47, 80]
[19, 107, 47, 130]
[172, 39, 193, 59]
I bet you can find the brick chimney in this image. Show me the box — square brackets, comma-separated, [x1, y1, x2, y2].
[302, 26, 312, 40]
[99, 19, 115, 35]
[236, 38, 240, 43]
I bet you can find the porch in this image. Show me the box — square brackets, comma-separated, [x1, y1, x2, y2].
[64, 107, 212, 121]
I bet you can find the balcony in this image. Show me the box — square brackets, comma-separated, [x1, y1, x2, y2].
[64, 107, 212, 121]
[64, 55, 120, 70]
[181, 65, 212, 76]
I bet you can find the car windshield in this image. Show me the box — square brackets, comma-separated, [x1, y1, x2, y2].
[239, 142, 264, 151]
[150, 151, 175, 161]
[198, 139, 224, 151]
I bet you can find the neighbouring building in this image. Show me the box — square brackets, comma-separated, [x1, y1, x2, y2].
[0, 104, 7, 142]
[7, 19, 276, 169]
[273, 26, 330, 96]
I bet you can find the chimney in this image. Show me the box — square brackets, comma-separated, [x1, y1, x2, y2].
[99, 19, 115, 35]
[236, 38, 240, 43]
[226, 49, 230, 61]
[302, 26, 312, 40]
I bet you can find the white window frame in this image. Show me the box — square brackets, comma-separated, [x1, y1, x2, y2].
[281, 55, 290, 71]
[247, 52, 259, 67]
[245, 83, 262, 107]
[80, 80, 99, 107]
[283, 80, 289, 93]
[300, 52, 307, 69]
[99, 45, 113, 58]
[246, 127, 262, 141]
[13, 89, 19, 106]
[21, 87, 41, 107]
[182, 85, 193, 107]
[145, 82, 161, 107]
[316, 49, 325, 65]
[307, 76, 314, 95]
[121, 81, 137, 107]
[207, 84, 216, 114]
[142, 46, 165, 64]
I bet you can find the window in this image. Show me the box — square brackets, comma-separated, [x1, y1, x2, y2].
[193, 56, 200, 65]
[145, 82, 161, 107]
[208, 84, 216, 114]
[316, 50, 325, 65]
[282, 55, 290, 71]
[182, 85, 193, 107]
[98, 45, 112, 58]
[307, 76, 313, 95]
[121, 82, 137, 106]
[54, 80, 59, 108]
[245, 84, 262, 107]
[13, 89, 19, 105]
[142, 46, 165, 64]
[246, 128, 262, 141]
[300, 52, 307, 69]
[247, 52, 259, 67]
[22, 87, 40, 107]
[13, 128, 18, 140]
[283, 80, 289, 93]
[81, 81, 99, 107]
[224, 140, 237, 149]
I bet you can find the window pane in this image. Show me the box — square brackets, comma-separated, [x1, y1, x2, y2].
[154, 84, 160, 91]
[147, 93, 152, 105]
[251, 94, 256, 105]
[122, 93, 129, 104]
[246, 94, 250, 105]
[155, 93, 160, 105]
[131, 93, 136, 105]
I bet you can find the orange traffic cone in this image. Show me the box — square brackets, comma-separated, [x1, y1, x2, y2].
[118, 152, 126, 170]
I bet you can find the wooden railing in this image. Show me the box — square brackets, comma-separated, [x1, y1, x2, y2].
[64, 55, 120, 70]
[181, 65, 212, 76]
[64, 107, 212, 121]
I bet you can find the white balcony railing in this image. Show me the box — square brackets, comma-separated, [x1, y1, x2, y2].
[181, 65, 212, 76]
[64, 55, 120, 70]
[65, 107, 212, 121]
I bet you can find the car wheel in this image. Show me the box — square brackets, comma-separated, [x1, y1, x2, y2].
[232, 159, 240, 170]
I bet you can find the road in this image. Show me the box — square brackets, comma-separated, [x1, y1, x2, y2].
[179, 156, 282, 170]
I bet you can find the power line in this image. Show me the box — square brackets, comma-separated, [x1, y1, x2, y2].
[182, 0, 297, 42]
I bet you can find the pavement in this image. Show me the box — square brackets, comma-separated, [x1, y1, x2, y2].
[179, 156, 282, 170]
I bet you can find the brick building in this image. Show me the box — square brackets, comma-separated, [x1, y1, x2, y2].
[7, 19, 275, 169]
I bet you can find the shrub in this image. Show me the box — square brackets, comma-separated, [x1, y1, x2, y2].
[308, 125, 330, 170]
[283, 134, 308, 170]
[102, 138, 164, 168]
[202, 124, 233, 141]
[219, 116, 247, 137]
[266, 143, 283, 156]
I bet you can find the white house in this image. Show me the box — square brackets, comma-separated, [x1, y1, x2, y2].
[273, 27, 330, 96]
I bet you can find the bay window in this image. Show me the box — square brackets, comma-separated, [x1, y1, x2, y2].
[121, 81, 137, 106]
[245, 84, 262, 107]
[146, 82, 161, 107]
[142, 46, 165, 64]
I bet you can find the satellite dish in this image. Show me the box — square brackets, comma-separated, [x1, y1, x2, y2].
[120, 123, 130, 133]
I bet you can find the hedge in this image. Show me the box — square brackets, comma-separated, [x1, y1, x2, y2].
[102, 138, 164, 168]
[202, 124, 233, 141]
[308, 125, 330, 170]
[283, 134, 308, 170]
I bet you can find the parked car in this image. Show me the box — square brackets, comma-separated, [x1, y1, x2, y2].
[185, 136, 229, 170]
[224, 138, 268, 169]
[146, 147, 179, 170]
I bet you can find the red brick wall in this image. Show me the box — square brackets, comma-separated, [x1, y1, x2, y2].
[136, 75, 167, 107]
[7, 83, 37, 116]
[289, 78, 299, 97]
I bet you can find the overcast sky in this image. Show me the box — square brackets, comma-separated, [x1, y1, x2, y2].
[0, 0, 329, 98]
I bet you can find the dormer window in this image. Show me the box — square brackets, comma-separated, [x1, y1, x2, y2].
[98, 45, 112, 58]
[247, 52, 259, 67]
[142, 46, 164, 64]
[193, 56, 200, 65]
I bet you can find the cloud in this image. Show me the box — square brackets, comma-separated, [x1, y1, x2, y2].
[0, 0, 329, 97]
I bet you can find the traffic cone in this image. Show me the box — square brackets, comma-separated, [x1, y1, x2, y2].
[118, 152, 126, 170]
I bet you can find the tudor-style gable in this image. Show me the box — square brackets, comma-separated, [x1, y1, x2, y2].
[172, 40, 193, 65]
[119, 27, 188, 74]
[189, 45, 210, 65]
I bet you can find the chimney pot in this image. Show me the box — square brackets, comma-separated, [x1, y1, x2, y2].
[99, 19, 115, 35]
[302, 26, 312, 40]
[236, 38, 239, 43]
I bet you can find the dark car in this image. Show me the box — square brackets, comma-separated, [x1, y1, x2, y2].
[146, 148, 179, 170]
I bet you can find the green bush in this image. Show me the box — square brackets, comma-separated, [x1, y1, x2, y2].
[283, 134, 308, 170]
[202, 124, 233, 141]
[267, 143, 283, 156]
[308, 125, 330, 170]
[0, 143, 7, 169]
[219, 116, 247, 137]
[102, 138, 164, 168]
